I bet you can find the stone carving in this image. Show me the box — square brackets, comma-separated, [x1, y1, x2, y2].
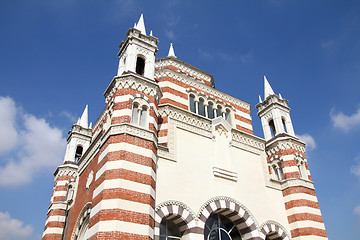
[86, 171, 93, 189]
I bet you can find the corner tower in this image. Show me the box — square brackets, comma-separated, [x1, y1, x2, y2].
[256, 77, 328, 239]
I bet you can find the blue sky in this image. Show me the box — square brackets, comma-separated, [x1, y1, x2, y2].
[1, 0, 360, 239]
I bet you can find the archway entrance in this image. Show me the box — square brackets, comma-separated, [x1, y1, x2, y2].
[204, 213, 242, 240]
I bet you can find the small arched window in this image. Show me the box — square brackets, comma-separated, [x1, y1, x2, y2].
[189, 94, 196, 113]
[160, 217, 182, 239]
[269, 119, 276, 137]
[204, 213, 242, 240]
[282, 117, 287, 133]
[216, 105, 222, 118]
[131, 100, 148, 128]
[207, 102, 214, 119]
[75, 145, 83, 162]
[136, 56, 145, 75]
[198, 98, 206, 117]
[225, 109, 231, 125]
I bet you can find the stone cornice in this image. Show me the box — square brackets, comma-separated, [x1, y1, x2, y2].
[78, 123, 158, 174]
[54, 164, 78, 181]
[256, 94, 290, 116]
[155, 69, 250, 111]
[231, 129, 265, 154]
[104, 72, 162, 104]
[266, 134, 306, 156]
[281, 178, 315, 190]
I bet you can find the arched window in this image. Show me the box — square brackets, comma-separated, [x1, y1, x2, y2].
[66, 185, 74, 202]
[204, 213, 242, 240]
[272, 162, 284, 181]
[75, 145, 83, 162]
[159, 217, 182, 240]
[189, 94, 196, 113]
[198, 98, 206, 117]
[282, 117, 287, 133]
[207, 102, 215, 119]
[297, 159, 308, 180]
[269, 119, 276, 137]
[225, 109, 231, 125]
[77, 217, 89, 240]
[216, 105, 222, 118]
[136, 56, 145, 75]
[131, 100, 148, 128]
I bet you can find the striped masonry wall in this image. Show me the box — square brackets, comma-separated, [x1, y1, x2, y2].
[86, 86, 159, 239]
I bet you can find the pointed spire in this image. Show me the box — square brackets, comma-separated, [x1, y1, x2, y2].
[258, 95, 262, 103]
[279, 93, 283, 99]
[78, 105, 89, 128]
[150, 30, 153, 36]
[168, 43, 176, 58]
[264, 76, 275, 99]
[134, 14, 146, 35]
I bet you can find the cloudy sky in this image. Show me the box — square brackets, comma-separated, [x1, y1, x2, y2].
[1, 0, 360, 239]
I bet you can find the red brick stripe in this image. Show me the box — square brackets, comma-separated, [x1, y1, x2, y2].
[288, 213, 324, 224]
[285, 199, 320, 210]
[291, 227, 327, 238]
[161, 86, 188, 99]
[282, 186, 316, 197]
[88, 231, 152, 240]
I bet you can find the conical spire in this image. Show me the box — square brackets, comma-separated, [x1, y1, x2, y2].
[78, 105, 89, 128]
[258, 95, 262, 103]
[279, 93, 283, 99]
[134, 14, 146, 35]
[264, 76, 275, 99]
[168, 43, 176, 58]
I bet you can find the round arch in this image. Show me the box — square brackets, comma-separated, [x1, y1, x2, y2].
[260, 221, 291, 240]
[198, 196, 260, 239]
[71, 203, 92, 240]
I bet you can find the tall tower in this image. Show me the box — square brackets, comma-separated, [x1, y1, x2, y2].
[42, 106, 92, 240]
[256, 77, 327, 239]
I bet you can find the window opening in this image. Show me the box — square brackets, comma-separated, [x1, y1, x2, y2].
[131, 103, 139, 124]
[216, 106, 222, 118]
[204, 213, 242, 240]
[225, 109, 231, 124]
[140, 106, 148, 127]
[159, 217, 182, 240]
[208, 102, 215, 119]
[136, 57, 145, 75]
[282, 118, 287, 133]
[269, 119, 276, 137]
[198, 98, 206, 117]
[75, 145, 83, 162]
[189, 95, 196, 113]
[131, 102, 148, 128]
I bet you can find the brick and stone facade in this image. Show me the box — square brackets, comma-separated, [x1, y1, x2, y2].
[42, 15, 327, 240]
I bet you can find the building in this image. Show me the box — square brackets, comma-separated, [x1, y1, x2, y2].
[42, 15, 328, 240]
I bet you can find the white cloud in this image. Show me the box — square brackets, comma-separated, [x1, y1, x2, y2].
[0, 97, 18, 155]
[0, 211, 33, 240]
[351, 156, 360, 177]
[164, 29, 175, 40]
[354, 205, 360, 216]
[60, 110, 77, 123]
[297, 133, 316, 151]
[330, 107, 360, 132]
[0, 96, 66, 187]
[198, 49, 213, 61]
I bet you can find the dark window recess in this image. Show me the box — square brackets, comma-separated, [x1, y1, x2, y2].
[75, 146, 83, 162]
[269, 119, 276, 137]
[136, 57, 145, 75]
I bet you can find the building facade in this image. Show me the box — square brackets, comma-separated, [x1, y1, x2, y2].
[42, 15, 328, 240]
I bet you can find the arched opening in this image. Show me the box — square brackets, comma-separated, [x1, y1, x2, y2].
[75, 145, 83, 162]
[208, 102, 215, 119]
[204, 213, 242, 240]
[189, 94, 196, 113]
[159, 215, 184, 240]
[198, 98, 206, 117]
[140, 106, 148, 127]
[225, 109, 231, 125]
[136, 56, 145, 75]
[282, 117, 287, 133]
[76, 216, 89, 240]
[216, 106, 223, 118]
[269, 119, 276, 137]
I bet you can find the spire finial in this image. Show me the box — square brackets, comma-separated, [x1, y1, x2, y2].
[264, 76, 275, 99]
[78, 105, 89, 128]
[134, 14, 146, 35]
[279, 93, 283, 99]
[168, 43, 176, 58]
[258, 95, 262, 103]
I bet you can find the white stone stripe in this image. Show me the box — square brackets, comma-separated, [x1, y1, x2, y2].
[281, 155, 295, 161]
[286, 206, 322, 216]
[235, 119, 253, 131]
[87, 220, 153, 237]
[158, 136, 168, 143]
[90, 199, 154, 218]
[56, 180, 68, 186]
[283, 166, 299, 173]
[93, 178, 155, 199]
[49, 203, 67, 210]
[42, 227, 63, 236]
[114, 95, 132, 103]
[284, 193, 318, 203]
[292, 236, 327, 240]
[98, 142, 156, 164]
[162, 92, 188, 106]
[235, 109, 252, 120]
[289, 220, 326, 230]
[112, 109, 132, 118]
[95, 160, 155, 181]
[159, 81, 186, 93]
[45, 216, 66, 225]
[53, 191, 67, 197]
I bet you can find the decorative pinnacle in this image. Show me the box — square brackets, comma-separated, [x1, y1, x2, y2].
[168, 43, 176, 58]
[78, 105, 89, 128]
[134, 14, 146, 35]
[264, 76, 275, 99]
[258, 95, 262, 103]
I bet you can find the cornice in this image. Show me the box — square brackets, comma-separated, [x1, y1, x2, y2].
[265, 134, 306, 156]
[104, 72, 162, 104]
